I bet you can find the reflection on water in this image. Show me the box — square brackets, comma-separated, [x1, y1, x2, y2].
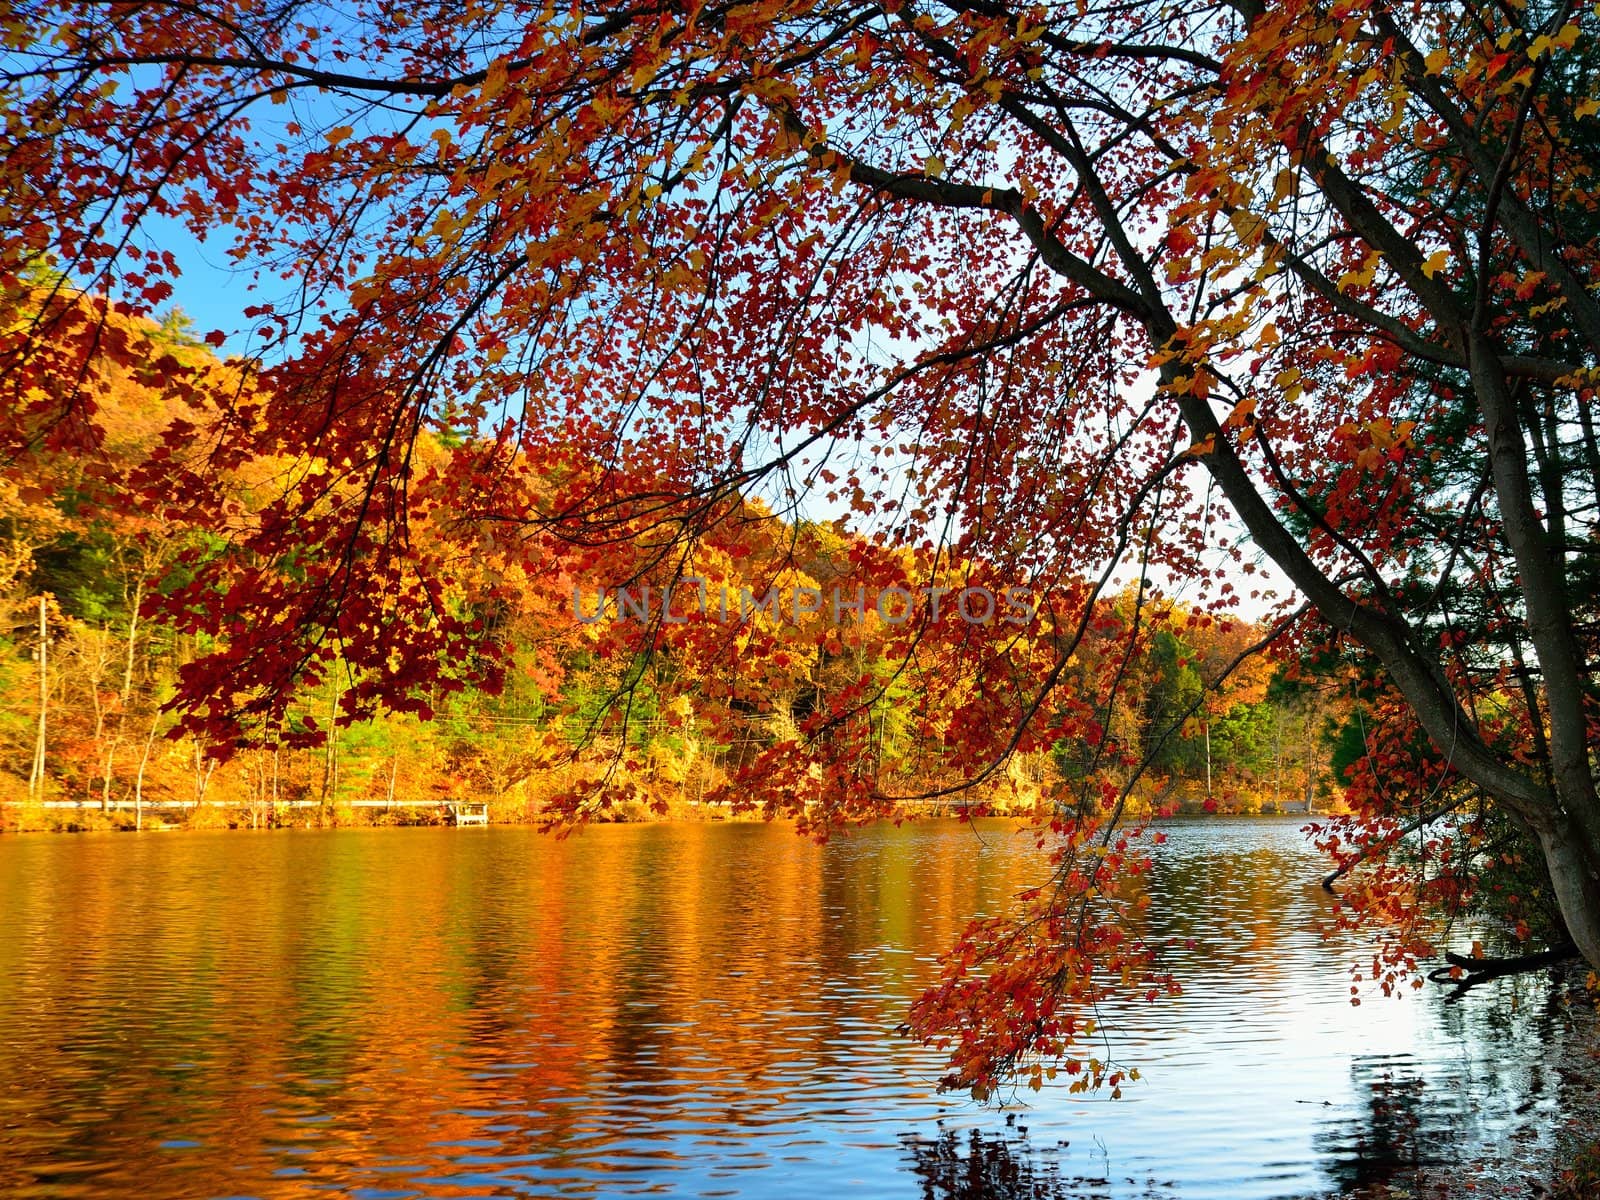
[0, 819, 1592, 1199]
[900, 1127, 1178, 1200]
[1315, 983, 1596, 1198]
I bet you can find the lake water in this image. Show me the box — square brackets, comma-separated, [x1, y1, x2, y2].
[0, 819, 1593, 1199]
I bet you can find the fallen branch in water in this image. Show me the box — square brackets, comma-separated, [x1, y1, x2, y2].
[1426, 942, 1580, 998]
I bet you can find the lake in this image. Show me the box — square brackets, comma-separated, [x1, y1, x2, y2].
[0, 819, 1593, 1199]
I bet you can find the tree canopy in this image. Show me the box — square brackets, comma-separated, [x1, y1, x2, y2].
[5, 0, 1600, 1095]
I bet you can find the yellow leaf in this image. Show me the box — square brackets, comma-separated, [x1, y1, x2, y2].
[1380, 91, 1408, 133]
[325, 125, 354, 145]
[1228, 208, 1263, 243]
[481, 58, 508, 102]
[1337, 251, 1381, 293]
[1424, 47, 1451, 74]
[924, 153, 946, 178]
[1275, 366, 1303, 404]
[1422, 249, 1449, 279]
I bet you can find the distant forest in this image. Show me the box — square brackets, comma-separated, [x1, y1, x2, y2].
[3, 300, 1351, 830]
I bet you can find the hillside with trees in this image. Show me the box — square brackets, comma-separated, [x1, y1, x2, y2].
[2, 295, 1340, 830]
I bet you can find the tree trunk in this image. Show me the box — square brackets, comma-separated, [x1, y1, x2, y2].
[1272, 708, 1282, 808]
[193, 742, 216, 810]
[27, 595, 46, 802]
[87, 628, 107, 808]
[104, 576, 142, 814]
[134, 718, 157, 832]
[1161, 362, 1600, 968]
[101, 735, 118, 812]
[1537, 824, 1600, 968]
[121, 578, 140, 707]
[1303, 712, 1315, 815]
[322, 681, 340, 815]
[1466, 341, 1600, 969]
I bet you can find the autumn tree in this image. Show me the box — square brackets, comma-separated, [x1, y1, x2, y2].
[6, 0, 1600, 1093]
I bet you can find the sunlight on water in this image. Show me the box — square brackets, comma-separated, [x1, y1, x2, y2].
[0, 819, 1593, 1198]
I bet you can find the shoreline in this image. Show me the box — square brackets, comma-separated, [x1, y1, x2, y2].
[0, 802, 1332, 836]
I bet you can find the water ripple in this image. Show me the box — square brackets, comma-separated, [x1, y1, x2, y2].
[0, 820, 1593, 1199]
